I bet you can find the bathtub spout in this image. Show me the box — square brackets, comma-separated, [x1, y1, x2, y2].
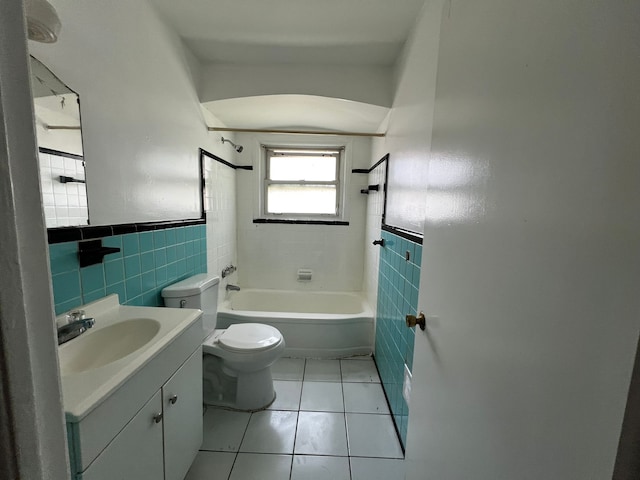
[226, 284, 241, 292]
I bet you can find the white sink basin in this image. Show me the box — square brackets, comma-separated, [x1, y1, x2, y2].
[57, 294, 203, 421]
[59, 318, 161, 375]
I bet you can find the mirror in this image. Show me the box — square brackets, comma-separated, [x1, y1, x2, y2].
[30, 55, 88, 228]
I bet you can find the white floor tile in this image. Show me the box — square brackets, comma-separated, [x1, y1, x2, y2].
[272, 358, 306, 381]
[304, 359, 342, 382]
[184, 451, 236, 480]
[340, 358, 380, 383]
[350, 457, 406, 480]
[202, 407, 251, 452]
[290, 455, 351, 480]
[240, 410, 298, 454]
[294, 411, 348, 456]
[229, 453, 292, 480]
[343, 382, 389, 414]
[346, 413, 403, 458]
[300, 382, 344, 412]
[269, 380, 302, 411]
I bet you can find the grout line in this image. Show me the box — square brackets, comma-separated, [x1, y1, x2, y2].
[225, 452, 238, 480]
[288, 359, 306, 479]
[339, 360, 352, 464]
[340, 365, 353, 480]
[232, 409, 253, 458]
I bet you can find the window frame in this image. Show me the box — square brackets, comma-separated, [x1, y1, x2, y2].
[262, 146, 344, 220]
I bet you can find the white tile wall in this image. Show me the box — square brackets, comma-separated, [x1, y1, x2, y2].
[235, 133, 372, 292]
[204, 157, 238, 298]
[38, 151, 88, 228]
[363, 157, 386, 310]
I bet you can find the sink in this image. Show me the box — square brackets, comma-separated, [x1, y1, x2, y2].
[57, 294, 203, 422]
[59, 318, 161, 375]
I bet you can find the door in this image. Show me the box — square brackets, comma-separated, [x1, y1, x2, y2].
[81, 391, 164, 480]
[163, 349, 203, 480]
[403, 1, 640, 479]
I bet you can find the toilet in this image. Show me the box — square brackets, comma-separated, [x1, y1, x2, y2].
[162, 274, 285, 411]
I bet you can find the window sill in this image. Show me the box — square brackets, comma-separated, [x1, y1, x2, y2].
[252, 218, 349, 226]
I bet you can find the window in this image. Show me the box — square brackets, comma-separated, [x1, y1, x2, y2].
[263, 147, 342, 217]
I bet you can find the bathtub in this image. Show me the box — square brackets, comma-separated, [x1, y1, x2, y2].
[216, 289, 374, 358]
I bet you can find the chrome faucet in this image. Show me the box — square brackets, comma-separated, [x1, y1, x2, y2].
[57, 310, 95, 345]
[221, 264, 237, 278]
[226, 284, 241, 292]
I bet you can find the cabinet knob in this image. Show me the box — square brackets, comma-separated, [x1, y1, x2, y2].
[169, 394, 178, 405]
[153, 412, 163, 424]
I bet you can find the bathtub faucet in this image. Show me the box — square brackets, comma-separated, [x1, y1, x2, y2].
[226, 284, 241, 292]
[221, 264, 237, 278]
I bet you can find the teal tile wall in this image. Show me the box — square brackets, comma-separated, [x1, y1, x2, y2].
[374, 229, 422, 448]
[48, 225, 207, 314]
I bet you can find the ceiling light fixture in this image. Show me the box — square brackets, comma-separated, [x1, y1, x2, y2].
[25, 0, 61, 43]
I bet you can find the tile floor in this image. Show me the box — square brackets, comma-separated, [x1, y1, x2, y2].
[185, 357, 405, 480]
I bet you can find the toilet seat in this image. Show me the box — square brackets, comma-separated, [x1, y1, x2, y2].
[211, 324, 282, 353]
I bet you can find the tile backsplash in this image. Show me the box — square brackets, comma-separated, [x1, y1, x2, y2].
[49, 224, 207, 314]
[374, 229, 422, 448]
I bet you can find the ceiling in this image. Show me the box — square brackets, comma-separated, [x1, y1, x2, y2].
[149, 0, 426, 132]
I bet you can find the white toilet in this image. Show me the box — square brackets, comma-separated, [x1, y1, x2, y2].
[162, 274, 285, 411]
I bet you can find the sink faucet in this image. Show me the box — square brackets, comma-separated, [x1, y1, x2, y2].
[57, 310, 95, 345]
[226, 284, 241, 292]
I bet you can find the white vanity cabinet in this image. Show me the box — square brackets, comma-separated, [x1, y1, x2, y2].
[65, 316, 204, 480]
[162, 350, 204, 480]
[78, 390, 165, 480]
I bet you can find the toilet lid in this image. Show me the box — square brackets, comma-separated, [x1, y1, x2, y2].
[218, 323, 282, 352]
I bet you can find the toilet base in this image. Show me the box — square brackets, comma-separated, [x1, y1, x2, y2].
[202, 354, 277, 411]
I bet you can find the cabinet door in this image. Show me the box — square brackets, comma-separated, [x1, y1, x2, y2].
[81, 391, 164, 480]
[163, 349, 203, 480]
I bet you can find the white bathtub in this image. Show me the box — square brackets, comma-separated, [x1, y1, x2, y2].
[216, 289, 374, 358]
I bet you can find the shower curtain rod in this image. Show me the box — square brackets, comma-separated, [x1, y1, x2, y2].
[44, 125, 81, 130]
[208, 127, 385, 137]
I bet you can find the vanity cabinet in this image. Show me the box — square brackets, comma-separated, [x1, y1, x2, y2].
[66, 319, 203, 480]
[162, 350, 204, 480]
[79, 350, 202, 480]
[78, 390, 164, 480]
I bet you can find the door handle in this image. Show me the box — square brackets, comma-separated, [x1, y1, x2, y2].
[406, 312, 426, 331]
[153, 412, 163, 424]
[169, 394, 178, 405]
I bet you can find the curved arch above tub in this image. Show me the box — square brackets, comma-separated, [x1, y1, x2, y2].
[202, 94, 390, 136]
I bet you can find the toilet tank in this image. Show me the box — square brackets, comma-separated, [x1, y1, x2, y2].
[162, 274, 220, 335]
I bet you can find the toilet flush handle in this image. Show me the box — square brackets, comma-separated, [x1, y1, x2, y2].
[180, 299, 187, 308]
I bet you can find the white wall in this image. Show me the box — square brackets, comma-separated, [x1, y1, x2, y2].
[404, 0, 640, 478]
[371, 0, 442, 233]
[35, 122, 83, 156]
[29, 0, 223, 225]
[199, 63, 393, 108]
[363, 0, 442, 311]
[235, 133, 371, 292]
